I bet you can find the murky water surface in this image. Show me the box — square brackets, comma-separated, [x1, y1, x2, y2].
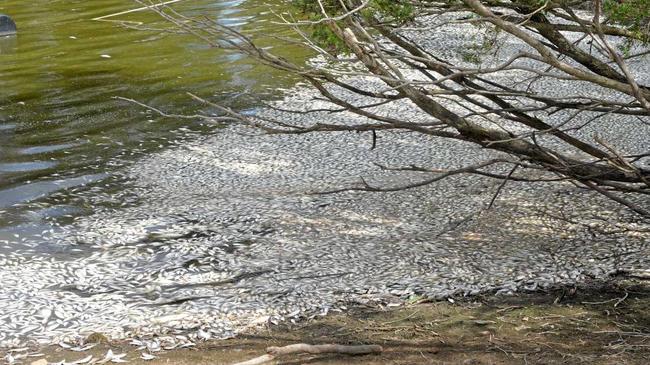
[0, 0, 305, 242]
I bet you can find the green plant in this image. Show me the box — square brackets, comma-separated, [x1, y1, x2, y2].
[604, 0, 650, 42]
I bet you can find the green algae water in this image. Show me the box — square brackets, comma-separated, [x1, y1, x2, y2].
[0, 1, 307, 240]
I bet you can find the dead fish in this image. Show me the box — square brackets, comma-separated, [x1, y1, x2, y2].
[71, 355, 94, 364]
[98, 349, 127, 364]
[140, 353, 156, 361]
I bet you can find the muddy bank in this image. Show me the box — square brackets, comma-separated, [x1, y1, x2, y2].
[10, 278, 649, 365]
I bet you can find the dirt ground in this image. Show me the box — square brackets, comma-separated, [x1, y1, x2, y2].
[12, 278, 650, 365]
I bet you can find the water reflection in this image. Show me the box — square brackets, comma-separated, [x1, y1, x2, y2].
[0, 173, 107, 209]
[0, 161, 57, 173]
[0, 35, 17, 54]
[0, 0, 307, 232]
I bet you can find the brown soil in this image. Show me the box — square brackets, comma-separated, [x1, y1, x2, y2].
[16, 279, 650, 365]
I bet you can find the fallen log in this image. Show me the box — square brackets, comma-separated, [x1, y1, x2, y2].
[232, 343, 383, 365]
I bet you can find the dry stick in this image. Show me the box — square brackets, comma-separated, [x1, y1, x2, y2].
[581, 180, 650, 217]
[232, 343, 383, 365]
[616, 269, 650, 280]
[113, 96, 241, 123]
[487, 163, 519, 210]
[92, 0, 185, 21]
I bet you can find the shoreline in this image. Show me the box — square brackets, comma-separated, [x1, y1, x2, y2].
[6, 277, 649, 364]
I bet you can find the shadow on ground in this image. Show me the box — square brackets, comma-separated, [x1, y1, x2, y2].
[22, 277, 650, 365]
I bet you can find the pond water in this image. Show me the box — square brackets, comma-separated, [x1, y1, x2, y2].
[0, 0, 307, 243]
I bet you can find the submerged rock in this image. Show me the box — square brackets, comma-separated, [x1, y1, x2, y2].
[0, 14, 17, 36]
